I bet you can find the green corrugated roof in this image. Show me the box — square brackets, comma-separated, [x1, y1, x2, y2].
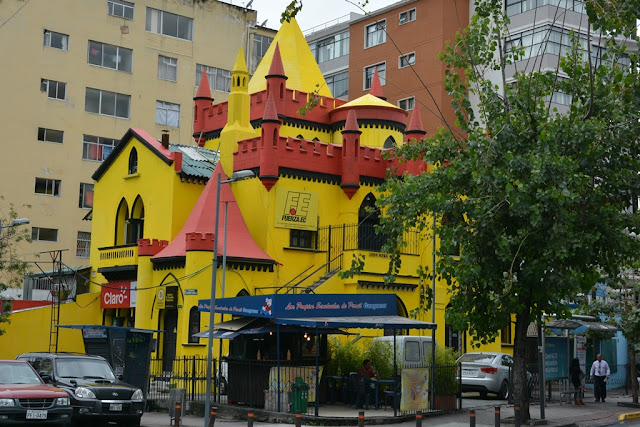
[169, 144, 218, 179]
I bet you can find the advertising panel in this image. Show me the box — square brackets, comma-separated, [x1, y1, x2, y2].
[274, 188, 319, 231]
[101, 281, 132, 308]
[400, 368, 429, 411]
[545, 337, 569, 379]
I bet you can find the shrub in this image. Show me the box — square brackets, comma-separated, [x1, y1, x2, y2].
[326, 337, 363, 376]
[430, 346, 459, 396]
[364, 340, 394, 379]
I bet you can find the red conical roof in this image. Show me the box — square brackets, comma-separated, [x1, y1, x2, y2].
[406, 108, 426, 134]
[263, 92, 280, 121]
[267, 43, 286, 77]
[195, 70, 213, 100]
[344, 109, 359, 132]
[369, 68, 385, 100]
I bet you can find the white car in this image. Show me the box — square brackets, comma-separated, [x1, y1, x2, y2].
[458, 352, 514, 399]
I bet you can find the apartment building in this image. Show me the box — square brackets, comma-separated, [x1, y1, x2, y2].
[0, 0, 274, 273]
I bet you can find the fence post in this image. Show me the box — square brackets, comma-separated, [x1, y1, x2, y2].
[514, 405, 521, 427]
[415, 410, 423, 427]
[470, 409, 476, 427]
[174, 403, 181, 427]
[495, 406, 500, 427]
[295, 410, 302, 427]
[247, 411, 254, 427]
[358, 411, 365, 427]
[209, 407, 216, 427]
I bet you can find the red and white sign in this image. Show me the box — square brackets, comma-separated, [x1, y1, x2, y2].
[101, 281, 134, 308]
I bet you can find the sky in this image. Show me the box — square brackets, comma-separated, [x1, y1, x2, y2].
[225, 0, 392, 33]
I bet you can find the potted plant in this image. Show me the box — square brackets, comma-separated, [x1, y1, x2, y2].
[431, 346, 459, 410]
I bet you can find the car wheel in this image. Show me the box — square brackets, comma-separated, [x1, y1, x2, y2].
[479, 390, 488, 399]
[498, 380, 509, 399]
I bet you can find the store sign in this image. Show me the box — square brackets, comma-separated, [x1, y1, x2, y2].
[274, 188, 318, 231]
[101, 281, 133, 309]
[198, 293, 396, 317]
[156, 286, 178, 310]
[156, 288, 166, 310]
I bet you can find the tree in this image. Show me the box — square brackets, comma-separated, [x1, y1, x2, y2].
[0, 197, 31, 336]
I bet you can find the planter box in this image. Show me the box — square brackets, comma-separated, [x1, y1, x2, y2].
[434, 394, 457, 410]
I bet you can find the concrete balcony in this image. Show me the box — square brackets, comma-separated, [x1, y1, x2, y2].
[97, 244, 138, 268]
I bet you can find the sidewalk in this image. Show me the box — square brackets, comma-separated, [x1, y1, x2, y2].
[141, 392, 640, 427]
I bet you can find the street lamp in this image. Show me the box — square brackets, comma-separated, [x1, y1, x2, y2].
[0, 218, 30, 230]
[205, 169, 254, 427]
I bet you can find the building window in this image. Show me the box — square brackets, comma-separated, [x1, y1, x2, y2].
[383, 136, 396, 149]
[399, 52, 416, 68]
[313, 30, 349, 64]
[365, 20, 385, 48]
[195, 64, 231, 93]
[76, 231, 91, 258]
[79, 183, 94, 209]
[364, 62, 385, 90]
[85, 88, 131, 119]
[501, 323, 512, 344]
[155, 101, 180, 127]
[40, 79, 66, 100]
[325, 71, 349, 99]
[290, 229, 316, 249]
[38, 127, 63, 144]
[251, 34, 273, 73]
[108, 0, 134, 19]
[128, 148, 138, 175]
[88, 41, 132, 72]
[188, 306, 200, 344]
[506, 0, 585, 17]
[32, 227, 58, 242]
[43, 30, 68, 50]
[158, 55, 177, 81]
[398, 97, 415, 110]
[145, 7, 193, 41]
[35, 178, 61, 196]
[399, 8, 416, 25]
[82, 135, 117, 161]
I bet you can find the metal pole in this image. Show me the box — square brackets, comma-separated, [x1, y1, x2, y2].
[495, 406, 500, 427]
[315, 327, 319, 417]
[205, 173, 222, 427]
[277, 323, 281, 412]
[469, 409, 476, 427]
[540, 320, 546, 420]
[217, 201, 229, 402]
[431, 215, 436, 411]
[393, 332, 398, 417]
[415, 410, 423, 427]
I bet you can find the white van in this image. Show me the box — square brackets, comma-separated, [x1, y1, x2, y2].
[372, 335, 436, 369]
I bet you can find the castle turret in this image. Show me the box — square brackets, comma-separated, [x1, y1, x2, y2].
[193, 71, 214, 146]
[404, 107, 426, 143]
[369, 68, 386, 101]
[265, 43, 288, 114]
[218, 49, 257, 173]
[259, 92, 281, 191]
[341, 109, 361, 199]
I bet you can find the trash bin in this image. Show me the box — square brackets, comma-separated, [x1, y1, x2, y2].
[290, 377, 309, 413]
[168, 388, 186, 422]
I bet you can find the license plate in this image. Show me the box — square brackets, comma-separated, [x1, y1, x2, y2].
[26, 410, 48, 419]
[462, 369, 477, 377]
[109, 403, 123, 411]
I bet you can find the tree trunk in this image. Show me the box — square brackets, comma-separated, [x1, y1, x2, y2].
[630, 343, 638, 404]
[513, 309, 531, 422]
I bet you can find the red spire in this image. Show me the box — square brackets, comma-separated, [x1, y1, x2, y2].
[267, 43, 286, 77]
[344, 109, 360, 133]
[262, 92, 280, 122]
[195, 70, 213, 100]
[407, 108, 425, 134]
[369, 68, 385, 100]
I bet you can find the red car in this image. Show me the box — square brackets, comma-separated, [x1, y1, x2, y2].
[0, 359, 72, 425]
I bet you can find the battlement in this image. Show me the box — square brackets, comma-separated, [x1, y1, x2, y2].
[138, 239, 169, 256]
[185, 232, 215, 252]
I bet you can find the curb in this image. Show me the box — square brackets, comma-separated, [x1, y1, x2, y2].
[619, 411, 640, 421]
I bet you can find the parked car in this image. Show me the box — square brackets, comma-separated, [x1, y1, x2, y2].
[16, 353, 144, 427]
[458, 352, 515, 399]
[0, 359, 72, 425]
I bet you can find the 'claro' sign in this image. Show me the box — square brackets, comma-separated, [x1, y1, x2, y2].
[101, 281, 137, 308]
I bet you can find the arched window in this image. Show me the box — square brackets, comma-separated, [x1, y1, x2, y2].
[125, 196, 144, 244]
[384, 297, 408, 336]
[383, 136, 396, 149]
[128, 148, 138, 174]
[358, 193, 385, 251]
[115, 198, 129, 245]
[188, 306, 200, 344]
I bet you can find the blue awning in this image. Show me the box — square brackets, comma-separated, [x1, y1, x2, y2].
[274, 315, 437, 330]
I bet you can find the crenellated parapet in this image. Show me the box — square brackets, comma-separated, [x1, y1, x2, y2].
[138, 239, 169, 256]
[184, 232, 215, 252]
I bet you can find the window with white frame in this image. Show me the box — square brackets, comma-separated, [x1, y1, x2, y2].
[313, 30, 349, 64]
[155, 101, 180, 127]
[76, 231, 91, 258]
[79, 183, 94, 209]
[41, 79, 66, 100]
[195, 64, 231, 93]
[363, 62, 385, 90]
[35, 178, 61, 196]
[158, 55, 177, 81]
[506, 0, 585, 17]
[85, 88, 131, 119]
[108, 0, 134, 19]
[38, 127, 63, 144]
[43, 30, 68, 50]
[251, 34, 273, 73]
[32, 227, 58, 242]
[325, 71, 349, 99]
[146, 7, 193, 41]
[82, 135, 117, 161]
[398, 97, 415, 110]
[399, 8, 416, 25]
[88, 41, 132, 72]
[365, 20, 385, 48]
[399, 52, 416, 68]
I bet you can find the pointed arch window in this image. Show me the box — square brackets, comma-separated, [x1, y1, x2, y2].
[383, 136, 396, 149]
[188, 306, 200, 343]
[125, 196, 144, 244]
[358, 193, 386, 251]
[115, 198, 130, 245]
[128, 148, 138, 175]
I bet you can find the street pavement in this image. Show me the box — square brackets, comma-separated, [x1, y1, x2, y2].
[140, 390, 640, 427]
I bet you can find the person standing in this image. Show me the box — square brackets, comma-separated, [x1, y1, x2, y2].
[569, 357, 585, 405]
[590, 353, 610, 402]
